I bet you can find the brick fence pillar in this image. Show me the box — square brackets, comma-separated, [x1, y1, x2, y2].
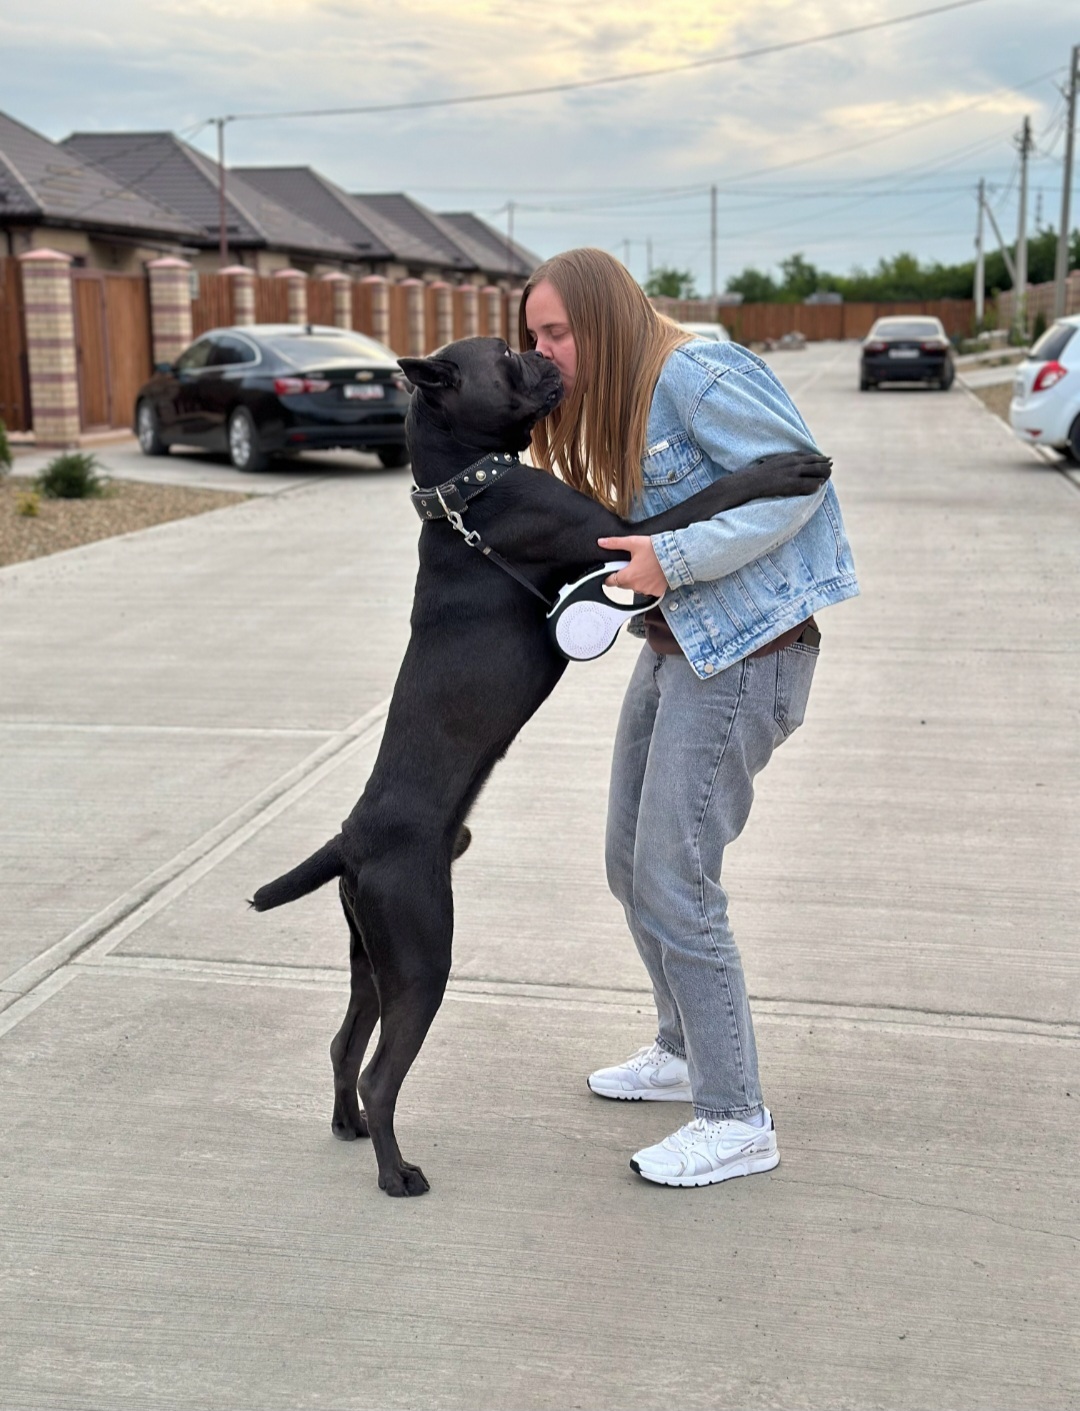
[18, 248, 80, 447]
[322, 272, 352, 329]
[481, 285, 503, 340]
[459, 283, 479, 338]
[221, 265, 255, 325]
[146, 256, 193, 366]
[400, 278, 425, 356]
[429, 281, 454, 347]
[507, 287, 524, 351]
[360, 275, 390, 346]
[274, 267, 308, 325]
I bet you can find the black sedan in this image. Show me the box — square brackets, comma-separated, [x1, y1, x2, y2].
[860, 316, 955, 391]
[134, 323, 412, 472]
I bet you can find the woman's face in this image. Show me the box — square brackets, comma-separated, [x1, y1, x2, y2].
[524, 280, 578, 395]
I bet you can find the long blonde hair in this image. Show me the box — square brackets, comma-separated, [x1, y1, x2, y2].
[518, 248, 690, 515]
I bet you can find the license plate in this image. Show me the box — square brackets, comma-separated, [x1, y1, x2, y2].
[344, 383, 385, 400]
[889, 348, 920, 359]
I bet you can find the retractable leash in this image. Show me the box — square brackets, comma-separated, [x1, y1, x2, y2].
[546, 564, 662, 661]
[410, 452, 662, 661]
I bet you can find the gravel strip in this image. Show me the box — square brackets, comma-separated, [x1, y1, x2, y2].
[968, 381, 1012, 423]
[0, 474, 250, 567]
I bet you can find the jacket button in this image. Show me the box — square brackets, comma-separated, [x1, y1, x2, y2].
[670, 601, 679, 610]
[703, 662, 715, 674]
[668, 471, 676, 482]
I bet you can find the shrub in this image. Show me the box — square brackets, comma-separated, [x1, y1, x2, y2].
[16, 489, 41, 517]
[1031, 310, 1047, 344]
[0, 418, 11, 475]
[36, 451, 106, 500]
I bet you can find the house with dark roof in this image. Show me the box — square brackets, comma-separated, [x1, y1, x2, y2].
[0, 110, 200, 270]
[437, 212, 539, 285]
[231, 167, 395, 269]
[351, 193, 482, 281]
[236, 168, 483, 282]
[61, 132, 358, 275]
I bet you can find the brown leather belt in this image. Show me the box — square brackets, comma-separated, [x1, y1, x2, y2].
[643, 609, 819, 659]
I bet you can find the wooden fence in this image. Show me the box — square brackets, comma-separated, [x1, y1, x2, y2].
[71, 271, 152, 431]
[0, 260, 1013, 443]
[653, 296, 978, 342]
[0, 258, 29, 432]
[191, 272, 235, 336]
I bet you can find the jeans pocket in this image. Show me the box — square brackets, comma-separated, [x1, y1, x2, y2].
[773, 642, 819, 738]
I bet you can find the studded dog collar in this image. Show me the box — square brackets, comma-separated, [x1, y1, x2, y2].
[409, 451, 519, 524]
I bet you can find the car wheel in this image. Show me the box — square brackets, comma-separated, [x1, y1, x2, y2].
[939, 367, 955, 391]
[1067, 414, 1080, 463]
[136, 400, 167, 456]
[376, 445, 409, 469]
[228, 407, 269, 473]
[860, 378, 874, 391]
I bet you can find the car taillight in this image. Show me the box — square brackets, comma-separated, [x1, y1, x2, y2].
[864, 340, 887, 353]
[273, 376, 330, 394]
[920, 340, 948, 352]
[1032, 361, 1067, 393]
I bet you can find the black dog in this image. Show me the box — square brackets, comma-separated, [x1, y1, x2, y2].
[252, 336, 829, 1197]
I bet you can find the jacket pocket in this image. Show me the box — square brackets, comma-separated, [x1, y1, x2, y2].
[641, 434, 711, 506]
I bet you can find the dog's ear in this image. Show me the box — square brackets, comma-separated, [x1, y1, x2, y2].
[398, 356, 461, 393]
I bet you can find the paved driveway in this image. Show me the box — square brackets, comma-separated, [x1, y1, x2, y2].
[1, 343, 1077, 1409]
[12, 436, 397, 495]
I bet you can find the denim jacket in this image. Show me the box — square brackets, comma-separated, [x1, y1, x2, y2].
[628, 340, 859, 678]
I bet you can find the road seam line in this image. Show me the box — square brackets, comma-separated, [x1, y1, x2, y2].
[54, 953, 1080, 1044]
[0, 698, 390, 1036]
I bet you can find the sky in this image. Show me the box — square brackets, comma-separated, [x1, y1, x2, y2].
[2, 0, 1077, 292]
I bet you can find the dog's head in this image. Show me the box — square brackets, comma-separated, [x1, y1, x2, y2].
[399, 337, 563, 459]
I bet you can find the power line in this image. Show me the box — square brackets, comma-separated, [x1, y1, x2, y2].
[212, 0, 998, 125]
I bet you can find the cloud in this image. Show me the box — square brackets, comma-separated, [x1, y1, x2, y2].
[1, 0, 1075, 283]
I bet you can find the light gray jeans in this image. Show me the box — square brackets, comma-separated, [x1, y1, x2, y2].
[605, 639, 819, 1121]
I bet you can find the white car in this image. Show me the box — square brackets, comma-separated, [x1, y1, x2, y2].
[679, 321, 732, 343]
[1009, 315, 1080, 460]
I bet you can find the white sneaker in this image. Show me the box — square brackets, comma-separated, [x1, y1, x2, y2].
[587, 1041, 692, 1101]
[630, 1110, 780, 1187]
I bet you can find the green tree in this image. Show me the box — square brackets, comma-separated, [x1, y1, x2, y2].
[725, 266, 779, 302]
[777, 253, 822, 302]
[644, 266, 698, 298]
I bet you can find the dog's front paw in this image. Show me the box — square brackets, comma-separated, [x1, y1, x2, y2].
[379, 1162, 431, 1197]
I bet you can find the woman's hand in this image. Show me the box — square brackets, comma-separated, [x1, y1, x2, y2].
[597, 536, 669, 597]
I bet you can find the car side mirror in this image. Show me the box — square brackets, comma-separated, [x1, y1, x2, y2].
[154, 361, 175, 375]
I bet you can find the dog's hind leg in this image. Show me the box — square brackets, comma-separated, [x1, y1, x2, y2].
[330, 880, 381, 1142]
[357, 902, 452, 1196]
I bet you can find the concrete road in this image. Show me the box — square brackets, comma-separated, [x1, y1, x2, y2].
[1, 343, 1077, 1410]
[12, 435, 397, 495]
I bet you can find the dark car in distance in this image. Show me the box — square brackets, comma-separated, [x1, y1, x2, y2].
[134, 324, 412, 472]
[860, 316, 955, 392]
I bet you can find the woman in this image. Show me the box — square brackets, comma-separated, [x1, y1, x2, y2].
[520, 248, 858, 1189]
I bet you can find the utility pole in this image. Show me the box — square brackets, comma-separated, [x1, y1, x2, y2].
[1053, 43, 1079, 319]
[216, 117, 229, 268]
[974, 179, 985, 327]
[1015, 115, 1032, 340]
[622, 239, 631, 270]
[506, 201, 515, 282]
[646, 237, 653, 279]
[710, 184, 717, 302]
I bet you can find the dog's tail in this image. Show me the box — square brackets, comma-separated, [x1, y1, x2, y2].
[249, 836, 344, 912]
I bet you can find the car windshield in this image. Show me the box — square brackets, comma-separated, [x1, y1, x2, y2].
[265, 332, 395, 366]
[870, 320, 943, 340]
[1029, 322, 1077, 363]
